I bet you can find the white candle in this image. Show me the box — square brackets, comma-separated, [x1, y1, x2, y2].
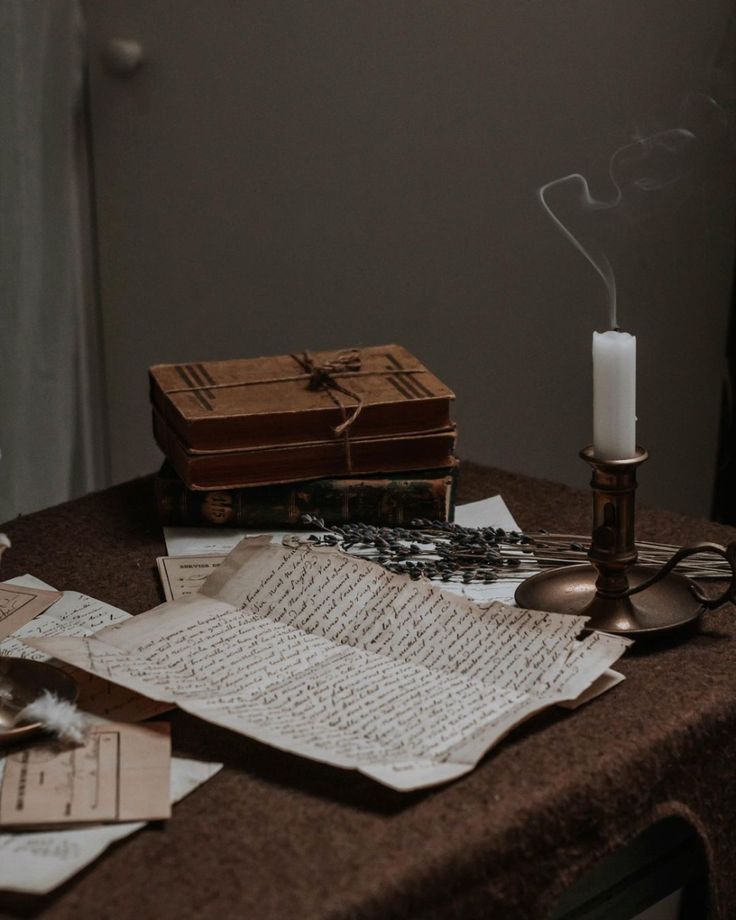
[592, 330, 636, 459]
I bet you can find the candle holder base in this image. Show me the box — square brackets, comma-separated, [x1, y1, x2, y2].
[515, 563, 706, 637]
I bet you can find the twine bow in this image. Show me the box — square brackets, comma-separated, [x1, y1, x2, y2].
[164, 347, 427, 473]
[292, 350, 364, 450]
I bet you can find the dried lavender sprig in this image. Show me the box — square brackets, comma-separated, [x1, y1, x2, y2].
[301, 516, 729, 583]
[303, 517, 566, 583]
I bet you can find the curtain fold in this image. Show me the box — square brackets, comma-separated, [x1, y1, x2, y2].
[0, 0, 107, 521]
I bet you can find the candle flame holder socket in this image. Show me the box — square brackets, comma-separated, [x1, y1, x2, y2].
[515, 446, 736, 637]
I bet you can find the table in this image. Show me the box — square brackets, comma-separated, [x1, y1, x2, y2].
[1, 462, 735, 920]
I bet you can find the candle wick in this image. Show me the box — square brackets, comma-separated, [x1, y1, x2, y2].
[613, 326, 621, 333]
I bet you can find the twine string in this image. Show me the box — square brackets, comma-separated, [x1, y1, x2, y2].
[163, 349, 432, 471]
[291, 349, 364, 470]
[291, 349, 364, 435]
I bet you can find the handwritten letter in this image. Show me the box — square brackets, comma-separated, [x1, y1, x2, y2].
[28, 542, 630, 791]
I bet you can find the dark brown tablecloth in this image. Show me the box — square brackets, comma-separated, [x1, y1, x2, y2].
[1, 462, 736, 920]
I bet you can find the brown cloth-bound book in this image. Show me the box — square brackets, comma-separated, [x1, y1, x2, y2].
[155, 461, 458, 527]
[149, 344, 454, 451]
[153, 407, 457, 490]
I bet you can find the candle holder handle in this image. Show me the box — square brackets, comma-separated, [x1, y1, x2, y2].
[626, 541, 736, 609]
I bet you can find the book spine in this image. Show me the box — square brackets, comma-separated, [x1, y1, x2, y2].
[155, 472, 456, 527]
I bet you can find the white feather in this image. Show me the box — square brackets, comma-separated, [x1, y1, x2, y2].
[14, 691, 88, 744]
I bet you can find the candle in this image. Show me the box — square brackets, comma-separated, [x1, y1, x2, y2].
[592, 330, 636, 459]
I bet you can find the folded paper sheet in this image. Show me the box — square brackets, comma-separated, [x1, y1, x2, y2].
[1, 576, 170, 722]
[26, 539, 629, 791]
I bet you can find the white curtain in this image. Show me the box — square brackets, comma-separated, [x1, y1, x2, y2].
[0, 0, 108, 521]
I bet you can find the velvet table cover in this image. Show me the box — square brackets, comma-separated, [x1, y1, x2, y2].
[1, 462, 735, 919]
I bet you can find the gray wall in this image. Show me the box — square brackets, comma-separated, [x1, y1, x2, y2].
[85, 0, 736, 516]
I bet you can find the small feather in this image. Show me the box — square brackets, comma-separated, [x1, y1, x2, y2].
[14, 691, 88, 744]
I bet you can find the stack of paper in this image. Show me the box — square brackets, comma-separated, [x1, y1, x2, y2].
[0, 575, 222, 894]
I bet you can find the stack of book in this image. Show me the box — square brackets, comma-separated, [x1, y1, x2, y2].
[150, 344, 458, 526]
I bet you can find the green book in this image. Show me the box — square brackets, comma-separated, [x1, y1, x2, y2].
[155, 460, 457, 527]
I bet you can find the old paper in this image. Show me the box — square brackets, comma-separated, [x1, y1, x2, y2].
[2, 577, 170, 722]
[0, 756, 221, 894]
[157, 496, 523, 602]
[0, 583, 61, 642]
[164, 526, 275, 556]
[453, 495, 520, 530]
[26, 540, 630, 791]
[449, 496, 534, 604]
[0, 722, 171, 827]
[157, 554, 225, 601]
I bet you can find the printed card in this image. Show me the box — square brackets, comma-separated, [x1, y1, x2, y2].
[157, 555, 225, 601]
[0, 722, 171, 827]
[0, 585, 62, 642]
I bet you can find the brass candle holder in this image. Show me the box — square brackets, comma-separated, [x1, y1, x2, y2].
[515, 446, 736, 637]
